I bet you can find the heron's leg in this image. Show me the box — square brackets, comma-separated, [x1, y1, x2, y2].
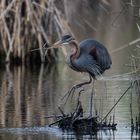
[89, 80, 95, 118]
[61, 75, 92, 104]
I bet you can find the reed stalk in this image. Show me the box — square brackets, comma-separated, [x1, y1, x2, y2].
[0, 0, 69, 64]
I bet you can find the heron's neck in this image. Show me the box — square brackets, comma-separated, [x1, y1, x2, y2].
[70, 40, 80, 59]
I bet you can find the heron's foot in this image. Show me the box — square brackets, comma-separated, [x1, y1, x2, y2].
[71, 87, 84, 102]
[60, 77, 92, 105]
[61, 84, 84, 105]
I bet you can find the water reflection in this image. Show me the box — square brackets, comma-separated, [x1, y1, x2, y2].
[0, 64, 60, 128]
[0, 62, 139, 139]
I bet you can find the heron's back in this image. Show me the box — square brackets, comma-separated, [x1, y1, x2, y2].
[79, 39, 112, 71]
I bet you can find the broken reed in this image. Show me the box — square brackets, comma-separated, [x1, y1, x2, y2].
[0, 0, 69, 64]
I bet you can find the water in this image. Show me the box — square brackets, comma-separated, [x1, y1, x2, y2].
[0, 1, 140, 139]
[0, 56, 139, 140]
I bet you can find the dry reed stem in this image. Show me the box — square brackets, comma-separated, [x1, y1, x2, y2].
[110, 38, 140, 54]
[0, 0, 70, 63]
[0, 0, 17, 19]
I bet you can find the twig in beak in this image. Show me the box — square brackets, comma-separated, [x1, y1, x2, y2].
[44, 43, 61, 62]
[29, 42, 49, 52]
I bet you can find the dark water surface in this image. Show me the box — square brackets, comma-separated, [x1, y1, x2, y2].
[0, 53, 140, 140]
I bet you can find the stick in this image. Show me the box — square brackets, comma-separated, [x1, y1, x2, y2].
[29, 42, 49, 52]
[48, 119, 63, 127]
[58, 106, 66, 116]
[48, 116, 71, 127]
[100, 84, 133, 123]
[110, 38, 140, 54]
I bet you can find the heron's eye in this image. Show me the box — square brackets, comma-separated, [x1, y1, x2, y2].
[61, 35, 73, 43]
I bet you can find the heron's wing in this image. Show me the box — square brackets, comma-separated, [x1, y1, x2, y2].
[93, 47, 112, 69]
[74, 53, 102, 77]
[80, 39, 112, 70]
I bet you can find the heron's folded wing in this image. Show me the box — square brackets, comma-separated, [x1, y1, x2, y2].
[74, 54, 102, 76]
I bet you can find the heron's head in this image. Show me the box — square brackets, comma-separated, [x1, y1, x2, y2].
[52, 34, 75, 48]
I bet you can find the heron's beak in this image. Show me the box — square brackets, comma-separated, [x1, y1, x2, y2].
[52, 40, 69, 48]
[49, 40, 67, 56]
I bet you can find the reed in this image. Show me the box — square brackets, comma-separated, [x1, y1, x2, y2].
[0, 0, 70, 64]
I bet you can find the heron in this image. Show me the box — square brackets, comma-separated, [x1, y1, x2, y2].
[49, 34, 112, 116]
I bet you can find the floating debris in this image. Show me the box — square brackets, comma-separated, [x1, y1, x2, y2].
[47, 100, 117, 134]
